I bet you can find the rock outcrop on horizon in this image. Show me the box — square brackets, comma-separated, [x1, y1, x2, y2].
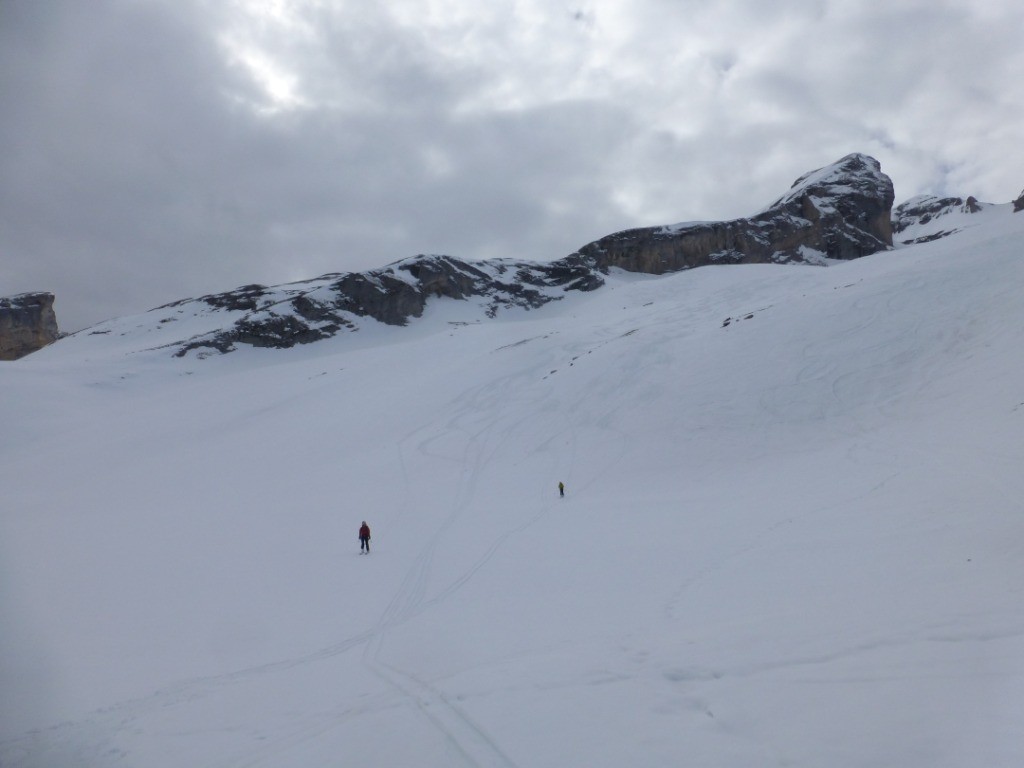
[169, 255, 602, 357]
[0, 292, 59, 360]
[891, 195, 988, 245]
[74, 153, 899, 357]
[888, 187, 1024, 245]
[575, 153, 894, 274]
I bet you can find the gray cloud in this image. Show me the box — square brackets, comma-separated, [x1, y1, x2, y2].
[2, 0, 1021, 331]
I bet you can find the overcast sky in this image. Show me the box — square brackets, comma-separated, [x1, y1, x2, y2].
[2, 0, 1022, 331]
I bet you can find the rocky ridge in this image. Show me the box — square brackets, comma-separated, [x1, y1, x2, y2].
[56, 153, 913, 358]
[892, 195, 987, 245]
[165, 255, 601, 357]
[576, 153, 894, 273]
[892, 185, 1024, 246]
[120, 153, 894, 357]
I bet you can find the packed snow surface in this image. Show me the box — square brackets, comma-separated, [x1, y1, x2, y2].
[2, 208, 1024, 767]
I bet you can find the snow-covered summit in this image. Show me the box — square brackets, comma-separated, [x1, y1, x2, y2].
[44, 155, 905, 360]
[765, 152, 892, 214]
[575, 152, 894, 274]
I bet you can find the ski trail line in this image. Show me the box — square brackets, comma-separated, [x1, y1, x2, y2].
[362, 630, 520, 768]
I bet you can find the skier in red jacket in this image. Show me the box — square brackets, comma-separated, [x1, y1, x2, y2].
[359, 521, 371, 554]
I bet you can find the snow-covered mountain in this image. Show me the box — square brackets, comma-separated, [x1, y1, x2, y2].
[892, 193, 1008, 245]
[2, 169, 1024, 767]
[49, 153, 895, 360]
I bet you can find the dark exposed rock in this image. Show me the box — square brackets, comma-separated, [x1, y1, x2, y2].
[174, 254, 602, 356]
[0, 292, 59, 360]
[234, 314, 338, 348]
[892, 195, 966, 242]
[159, 284, 271, 313]
[574, 153, 894, 274]
[891, 194, 994, 245]
[1014, 189, 1024, 213]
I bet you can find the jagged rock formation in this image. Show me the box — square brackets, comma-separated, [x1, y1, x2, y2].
[0, 292, 59, 360]
[891, 195, 979, 245]
[890, 193, 1010, 246]
[77, 153, 899, 358]
[1014, 189, 1024, 213]
[574, 153, 894, 273]
[171, 255, 602, 357]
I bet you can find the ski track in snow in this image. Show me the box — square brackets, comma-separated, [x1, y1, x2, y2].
[351, 347, 574, 767]
[221, 357, 557, 767]
[4, 372, 555, 768]
[0, 495, 535, 768]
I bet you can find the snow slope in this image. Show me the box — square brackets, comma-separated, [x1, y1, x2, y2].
[2, 208, 1024, 767]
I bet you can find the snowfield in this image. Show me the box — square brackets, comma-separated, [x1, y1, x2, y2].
[2, 205, 1024, 767]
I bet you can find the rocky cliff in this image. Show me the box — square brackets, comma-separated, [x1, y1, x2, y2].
[574, 153, 894, 273]
[0, 292, 59, 360]
[73, 153, 899, 358]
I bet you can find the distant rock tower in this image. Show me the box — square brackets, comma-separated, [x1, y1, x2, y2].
[0, 292, 59, 360]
